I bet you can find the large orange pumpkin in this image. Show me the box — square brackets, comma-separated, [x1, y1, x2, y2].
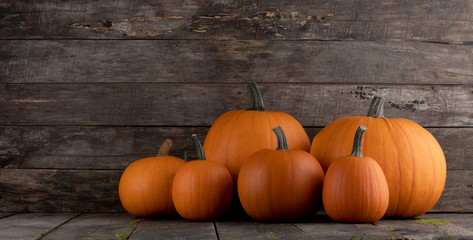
[311, 96, 446, 218]
[238, 126, 324, 222]
[203, 83, 310, 183]
[323, 125, 389, 223]
[172, 134, 233, 221]
[118, 139, 186, 217]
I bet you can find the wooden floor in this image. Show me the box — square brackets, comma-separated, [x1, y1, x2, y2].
[0, 212, 472, 240]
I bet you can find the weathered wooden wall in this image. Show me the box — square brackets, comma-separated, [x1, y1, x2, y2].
[0, 0, 472, 213]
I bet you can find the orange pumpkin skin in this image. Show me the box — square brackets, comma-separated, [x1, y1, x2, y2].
[204, 83, 310, 183]
[311, 97, 446, 218]
[172, 135, 233, 221]
[323, 156, 389, 223]
[118, 139, 186, 217]
[323, 125, 389, 223]
[172, 160, 233, 221]
[237, 127, 324, 222]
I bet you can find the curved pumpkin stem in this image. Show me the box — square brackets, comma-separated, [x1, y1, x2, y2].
[350, 125, 367, 157]
[272, 126, 289, 150]
[157, 138, 173, 156]
[246, 82, 267, 111]
[192, 134, 206, 160]
[367, 96, 385, 118]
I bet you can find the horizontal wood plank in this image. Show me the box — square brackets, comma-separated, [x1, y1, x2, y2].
[43, 213, 137, 240]
[2, 0, 473, 43]
[0, 126, 470, 170]
[0, 213, 77, 240]
[0, 126, 210, 170]
[129, 219, 217, 240]
[0, 169, 470, 213]
[431, 170, 473, 213]
[2, 40, 473, 84]
[1, 83, 471, 127]
[0, 169, 124, 212]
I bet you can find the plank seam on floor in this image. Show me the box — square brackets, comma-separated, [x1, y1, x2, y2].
[0, 213, 15, 221]
[37, 213, 81, 240]
[127, 218, 143, 240]
[213, 222, 220, 240]
[291, 223, 317, 240]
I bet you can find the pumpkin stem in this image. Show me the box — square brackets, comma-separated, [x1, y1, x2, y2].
[157, 138, 173, 156]
[246, 82, 267, 111]
[350, 125, 367, 157]
[183, 151, 189, 161]
[272, 126, 289, 150]
[192, 134, 206, 160]
[367, 96, 385, 118]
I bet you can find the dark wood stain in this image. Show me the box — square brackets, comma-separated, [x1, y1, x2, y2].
[1, 84, 472, 127]
[0, 0, 471, 213]
[2, 40, 473, 84]
[2, 0, 473, 42]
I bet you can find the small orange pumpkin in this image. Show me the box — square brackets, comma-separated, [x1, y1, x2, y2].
[118, 139, 186, 217]
[204, 83, 310, 183]
[323, 125, 389, 223]
[311, 96, 446, 218]
[172, 134, 233, 221]
[238, 126, 324, 222]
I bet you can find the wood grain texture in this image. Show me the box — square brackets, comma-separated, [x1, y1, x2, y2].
[0, 213, 77, 240]
[376, 216, 473, 240]
[0, 169, 124, 212]
[1, 0, 472, 215]
[43, 213, 137, 240]
[0, 169, 470, 213]
[2, 40, 473, 84]
[2, 0, 473, 42]
[423, 213, 473, 231]
[431, 170, 473, 213]
[129, 219, 217, 240]
[1, 213, 472, 240]
[0, 126, 469, 170]
[0, 126, 210, 169]
[1, 83, 471, 127]
[296, 221, 403, 240]
[216, 222, 312, 240]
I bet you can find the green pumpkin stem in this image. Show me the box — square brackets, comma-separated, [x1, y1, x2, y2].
[350, 125, 367, 157]
[367, 96, 385, 118]
[192, 134, 206, 160]
[272, 126, 289, 150]
[246, 82, 267, 111]
[157, 138, 172, 156]
[183, 151, 189, 161]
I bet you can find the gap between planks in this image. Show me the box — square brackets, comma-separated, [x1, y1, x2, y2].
[36, 213, 81, 240]
[1, 82, 473, 86]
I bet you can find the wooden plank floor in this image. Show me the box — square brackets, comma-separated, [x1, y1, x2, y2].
[0, 213, 471, 240]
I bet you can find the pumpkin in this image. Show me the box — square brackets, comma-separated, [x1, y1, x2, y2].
[311, 96, 446, 218]
[203, 83, 310, 183]
[172, 134, 233, 221]
[323, 125, 389, 223]
[118, 138, 186, 217]
[238, 126, 325, 222]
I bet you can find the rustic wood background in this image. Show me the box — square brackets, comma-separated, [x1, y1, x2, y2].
[0, 0, 472, 213]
